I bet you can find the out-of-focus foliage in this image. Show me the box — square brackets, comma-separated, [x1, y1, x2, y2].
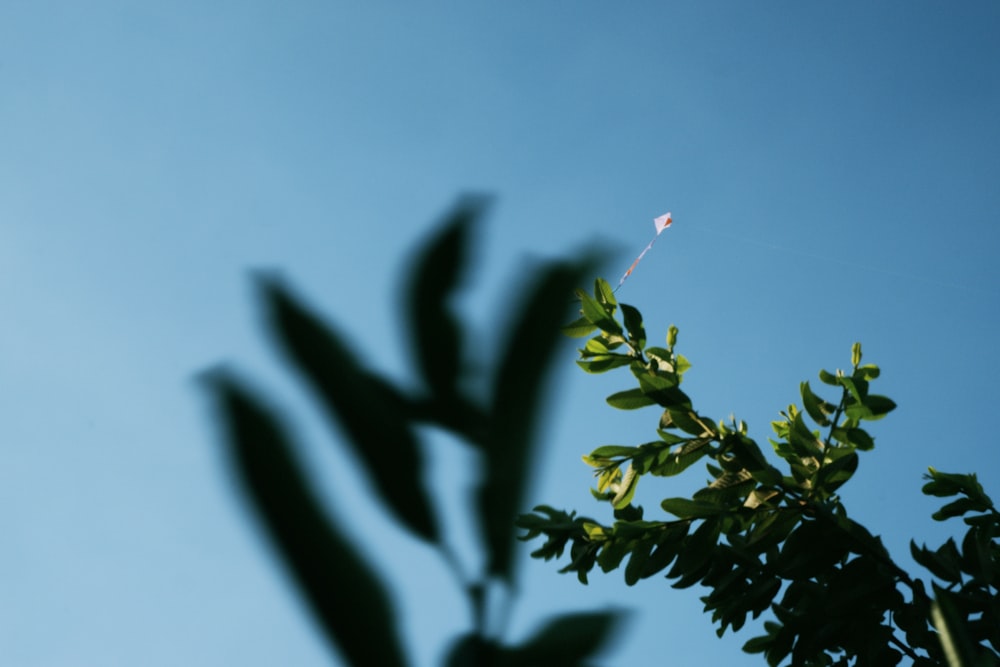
[203, 202, 622, 666]
[518, 279, 999, 667]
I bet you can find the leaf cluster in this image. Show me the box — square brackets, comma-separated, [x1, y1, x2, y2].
[203, 202, 622, 666]
[518, 279, 999, 667]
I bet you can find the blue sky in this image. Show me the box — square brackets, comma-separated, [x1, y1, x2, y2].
[2, 2, 999, 665]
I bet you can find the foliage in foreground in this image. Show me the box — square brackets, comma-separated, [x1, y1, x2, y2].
[517, 279, 1000, 667]
[203, 203, 621, 667]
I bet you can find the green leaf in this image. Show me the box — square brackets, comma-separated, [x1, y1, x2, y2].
[933, 498, 990, 521]
[643, 346, 673, 366]
[480, 257, 595, 583]
[863, 394, 897, 419]
[660, 497, 726, 519]
[624, 536, 657, 586]
[576, 354, 634, 373]
[674, 353, 692, 376]
[911, 540, 964, 584]
[260, 276, 438, 543]
[855, 364, 881, 380]
[670, 517, 720, 587]
[818, 368, 840, 386]
[621, 303, 646, 349]
[725, 433, 779, 482]
[923, 469, 992, 505]
[788, 412, 823, 458]
[694, 470, 755, 505]
[815, 450, 858, 493]
[612, 466, 640, 509]
[594, 277, 617, 308]
[650, 438, 712, 477]
[666, 408, 712, 436]
[404, 200, 477, 402]
[206, 375, 407, 667]
[588, 445, 636, 458]
[800, 381, 835, 426]
[606, 387, 656, 410]
[578, 290, 621, 335]
[562, 316, 597, 338]
[831, 427, 875, 451]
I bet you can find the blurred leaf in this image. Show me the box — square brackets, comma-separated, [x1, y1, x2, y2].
[444, 635, 499, 667]
[404, 200, 477, 401]
[259, 277, 438, 543]
[506, 611, 622, 666]
[480, 257, 596, 582]
[206, 375, 407, 667]
[932, 585, 987, 667]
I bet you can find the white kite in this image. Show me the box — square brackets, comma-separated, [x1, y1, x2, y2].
[615, 212, 673, 291]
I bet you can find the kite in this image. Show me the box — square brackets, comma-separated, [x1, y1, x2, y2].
[615, 212, 673, 291]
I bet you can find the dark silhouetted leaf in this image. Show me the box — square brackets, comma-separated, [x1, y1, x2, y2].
[259, 277, 438, 543]
[620, 303, 646, 349]
[505, 611, 621, 666]
[404, 200, 479, 403]
[206, 374, 407, 667]
[480, 257, 596, 582]
[660, 497, 725, 519]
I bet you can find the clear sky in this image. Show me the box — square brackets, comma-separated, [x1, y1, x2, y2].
[2, 2, 999, 666]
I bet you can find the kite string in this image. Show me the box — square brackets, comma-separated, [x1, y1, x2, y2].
[614, 233, 661, 292]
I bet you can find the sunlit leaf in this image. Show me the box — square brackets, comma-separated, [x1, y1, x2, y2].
[612, 466, 639, 509]
[562, 316, 597, 338]
[606, 387, 656, 410]
[578, 290, 621, 335]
